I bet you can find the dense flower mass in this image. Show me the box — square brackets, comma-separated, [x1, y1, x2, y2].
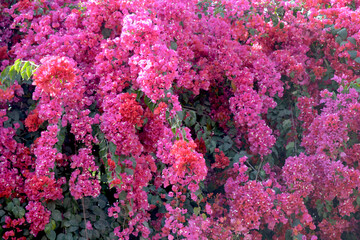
[1, 0, 360, 239]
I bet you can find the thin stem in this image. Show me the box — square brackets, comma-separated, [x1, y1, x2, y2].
[290, 106, 297, 153]
[231, 146, 262, 180]
[82, 198, 89, 240]
[255, 158, 264, 182]
[182, 105, 197, 111]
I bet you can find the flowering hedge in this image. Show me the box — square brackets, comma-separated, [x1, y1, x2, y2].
[1, 0, 360, 239]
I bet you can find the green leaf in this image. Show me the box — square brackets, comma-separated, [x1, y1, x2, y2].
[249, 28, 255, 36]
[97, 196, 107, 208]
[282, 119, 292, 131]
[63, 198, 71, 209]
[337, 28, 348, 40]
[56, 125, 66, 151]
[144, 95, 156, 112]
[279, 22, 284, 29]
[63, 211, 72, 219]
[189, 114, 197, 126]
[45, 221, 53, 233]
[295, 234, 304, 240]
[271, 14, 279, 27]
[170, 41, 178, 51]
[21, 61, 30, 80]
[46, 201, 55, 211]
[92, 206, 107, 219]
[337, 28, 347, 40]
[118, 191, 127, 200]
[26, 66, 32, 80]
[16, 207, 25, 218]
[177, 110, 185, 121]
[99, 141, 108, 161]
[94, 220, 109, 230]
[51, 219, 56, 229]
[12, 206, 19, 218]
[135, 90, 144, 101]
[292, 218, 301, 227]
[109, 141, 117, 155]
[69, 216, 80, 226]
[326, 203, 332, 212]
[181, 128, 187, 140]
[102, 27, 112, 39]
[125, 168, 134, 175]
[354, 57, 360, 64]
[348, 50, 357, 59]
[68, 226, 79, 233]
[91, 230, 100, 239]
[52, 210, 62, 221]
[335, 36, 342, 44]
[340, 41, 348, 46]
[273, 187, 281, 194]
[233, 151, 247, 161]
[330, 26, 338, 36]
[348, 37, 356, 46]
[289, 71, 295, 78]
[13, 198, 20, 206]
[63, 220, 71, 227]
[57, 233, 66, 240]
[285, 142, 294, 150]
[194, 207, 200, 216]
[0, 66, 10, 83]
[222, 142, 232, 151]
[14, 59, 21, 72]
[285, 229, 293, 240]
[46, 230, 56, 240]
[65, 233, 74, 240]
[8, 111, 20, 121]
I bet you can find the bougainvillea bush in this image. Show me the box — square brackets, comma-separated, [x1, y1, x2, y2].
[1, 0, 360, 239]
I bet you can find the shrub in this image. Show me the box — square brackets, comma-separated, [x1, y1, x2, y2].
[1, 0, 360, 239]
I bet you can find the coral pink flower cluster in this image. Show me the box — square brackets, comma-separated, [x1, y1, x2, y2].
[33, 56, 76, 96]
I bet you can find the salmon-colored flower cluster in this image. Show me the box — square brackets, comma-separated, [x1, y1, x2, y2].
[170, 140, 207, 178]
[33, 56, 76, 96]
[24, 109, 43, 132]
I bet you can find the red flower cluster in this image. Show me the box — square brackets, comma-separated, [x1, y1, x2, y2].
[170, 140, 207, 178]
[2, 217, 26, 240]
[24, 109, 43, 132]
[117, 93, 144, 127]
[211, 148, 229, 169]
[24, 174, 63, 201]
[33, 56, 76, 96]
